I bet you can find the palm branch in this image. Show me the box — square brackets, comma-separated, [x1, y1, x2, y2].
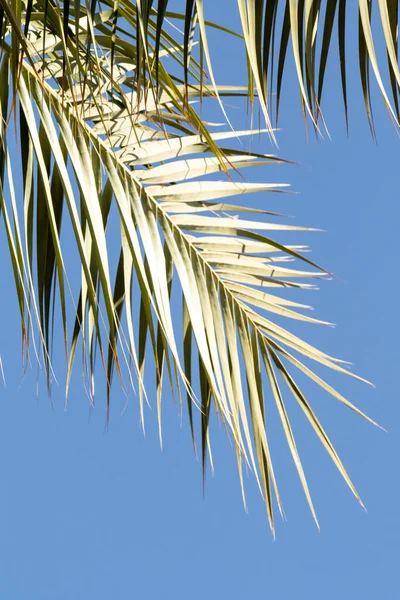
[136, 1, 400, 135]
[0, 0, 385, 532]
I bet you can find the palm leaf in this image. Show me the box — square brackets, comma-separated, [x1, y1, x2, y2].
[0, 0, 381, 531]
[162, 1, 400, 132]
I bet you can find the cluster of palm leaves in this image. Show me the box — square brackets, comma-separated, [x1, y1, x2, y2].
[0, 0, 395, 530]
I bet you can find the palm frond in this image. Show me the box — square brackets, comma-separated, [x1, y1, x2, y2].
[0, 0, 380, 532]
[153, 0, 400, 133]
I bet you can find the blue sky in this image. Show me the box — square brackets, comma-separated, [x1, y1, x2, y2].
[0, 3, 399, 599]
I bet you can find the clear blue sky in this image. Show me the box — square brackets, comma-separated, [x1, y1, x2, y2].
[0, 3, 399, 599]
